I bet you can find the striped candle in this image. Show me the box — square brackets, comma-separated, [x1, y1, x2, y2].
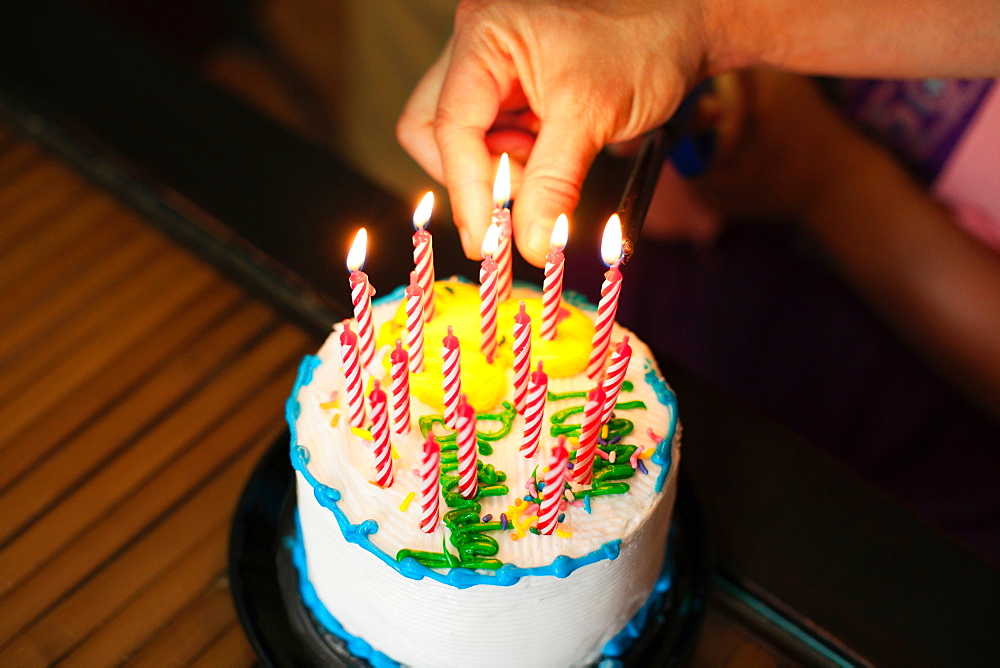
[586, 215, 624, 379]
[479, 224, 500, 364]
[412, 191, 436, 321]
[600, 335, 632, 424]
[390, 339, 410, 434]
[368, 379, 393, 487]
[404, 272, 425, 373]
[512, 301, 531, 414]
[456, 394, 478, 500]
[339, 320, 365, 428]
[347, 228, 377, 369]
[519, 361, 548, 459]
[442, 326, 461, 429]
[419, 433, 441, 533]
[573, 384, 606, 485]
[538, 437, 569, 535]
[541, 214, 568, 340]
[493, 153, 513, 302]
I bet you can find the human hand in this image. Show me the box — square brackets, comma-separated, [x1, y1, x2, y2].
[397, 0, 715, 266]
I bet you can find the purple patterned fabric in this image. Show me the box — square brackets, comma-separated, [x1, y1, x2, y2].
[834, 78, 994, 183]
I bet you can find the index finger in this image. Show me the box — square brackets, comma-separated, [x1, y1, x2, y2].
[435, 31, 517, 258]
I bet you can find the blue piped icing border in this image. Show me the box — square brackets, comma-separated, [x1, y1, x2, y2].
[285, 281, 680, 588]
[289, 511, 676, 667]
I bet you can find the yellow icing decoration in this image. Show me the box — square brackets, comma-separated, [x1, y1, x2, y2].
[330, 414, 341, 428]
[319, 401, 339, 409]
[376, 281, 594, 412]
[555, 528, 573, 539]
[351, 427, 373, 441]
[399, 491, 415, 512]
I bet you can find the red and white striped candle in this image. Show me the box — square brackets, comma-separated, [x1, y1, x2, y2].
[347, 228, 377, 369]
[492, 153, 513, 302]
[512, 301, 531, 414]
[456, 394, 478, 500]
[541, 214, 568, 340]
[390, 339, 410, 435]
[538, 437, 569, 535]
[368, 379, 393, 487]
[600, 335, 632, 424]
[419, 433, 441, 533]
[405, 271, 425, 374]
[573, 384, 606, 485]
[339, 320, 366, 428]
[479, 224, 500, 364]
[519, 361, 548, 459]
[586, 215, 624, 379]
[412, 191, 436, 321]
[442, 326, 461, 429]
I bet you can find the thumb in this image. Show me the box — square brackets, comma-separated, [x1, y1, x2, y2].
[512, 115, 602, 266]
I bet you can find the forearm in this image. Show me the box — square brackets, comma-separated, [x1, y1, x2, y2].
[707, 0, 1000, 77]
[805, 128, 1000, 419]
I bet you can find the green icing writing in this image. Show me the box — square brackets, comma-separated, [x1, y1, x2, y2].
[547, 380, 633, 402]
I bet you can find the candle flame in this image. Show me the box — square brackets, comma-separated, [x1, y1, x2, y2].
[481, 223, 501, 258]
[347, 228, 368, 272]
[550, 214, 569, 251]
[493, 153, 510, 209]
[412, 191, 434, 230]
[600, 214, 623, 266]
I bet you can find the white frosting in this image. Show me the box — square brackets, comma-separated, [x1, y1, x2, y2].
[294, 284, 681, 667]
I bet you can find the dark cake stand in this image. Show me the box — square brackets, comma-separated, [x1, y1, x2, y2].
[229, 431, 711, 667]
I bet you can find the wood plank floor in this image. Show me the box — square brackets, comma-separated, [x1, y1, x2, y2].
[0, 124, 788, 667]
[0, 126, 314, 666]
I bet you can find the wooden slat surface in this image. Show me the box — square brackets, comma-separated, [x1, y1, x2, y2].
[0, 126, 786, 667]
[0, 127, 314, 666]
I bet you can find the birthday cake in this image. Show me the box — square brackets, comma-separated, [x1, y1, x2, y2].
[287, 277, 680, 667]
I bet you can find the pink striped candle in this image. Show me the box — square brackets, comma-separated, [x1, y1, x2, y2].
[347, 228, 377, 369]
[368, 379, 393, 487]
[404, 272, 425, 373]
[492, 153, 513, 302]
[456, 394, 478, 500]
[538, 437, 569, 535]
[412, 191, 436, 321]
[479, 224, 500, 364]
[419, 433, 441, 533]
[541, 214, 568, 340]
[339, 320, 366, 428]
[586, 215, 624, 379]
[573, 384, 606, 485]
[390, 339, 410, 435]
[600, 335, 632, 424]
[442, 326, 461, 429]
[519, 361, 548, 459]
[512, 301, 531, 414]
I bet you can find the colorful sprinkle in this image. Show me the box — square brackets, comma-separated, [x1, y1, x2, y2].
[500, 513, 508, 530]
[596, 448, 610, 460]
[329, 413, 341, 428]
[557, 513, 565, 523]
[609, 450, 617, 464]
[583, 495, 592, 514]
[563, 488, 575, 502]
[351, 427, 373, 441]
[647, 427, 661, 444]
[555, 528, 572, 539]
[529, 526, 541, 535]
[319, 400, 339, 410]
[608, 434, 621, 445]
[482, 514, 493, 522]
[571, 499, 584, 507]
[637, 459, 648, 475]
[399, 491, 415, 512]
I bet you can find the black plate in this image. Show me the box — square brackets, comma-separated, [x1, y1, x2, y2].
[229, 431, 711, 667]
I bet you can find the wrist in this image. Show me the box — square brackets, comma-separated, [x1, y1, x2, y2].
[699, 0, 770, 74]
